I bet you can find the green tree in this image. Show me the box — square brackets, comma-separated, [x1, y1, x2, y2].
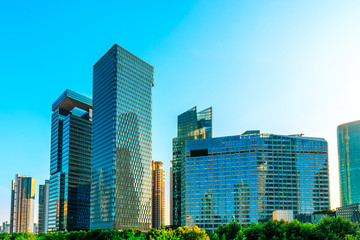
[242, 223, 261, 240]
[345, 235, 360, 240]
[215, 221, 241, 240]
[234, 230, 246, 240]
[211, 233, 219, 240]
[258, 220, 286, 240]
[316, 216, 359, 240]
[175, 226, 209, 240]
[298, 222, 319, 240]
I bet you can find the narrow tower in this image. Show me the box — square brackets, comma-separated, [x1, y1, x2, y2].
[171, 107, 212, 227]
[152, 161, 165, 229]
[48, 90, 92, 231]
[38, 180, 49, 233]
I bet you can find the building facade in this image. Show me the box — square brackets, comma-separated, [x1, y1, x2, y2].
[33, 223, 38, 234]
[338, 120, 360, 207]
[10, 174, 35, 233]
[152, 161, 165, 229]
[336, 203, 360, 223]
[38, 180, 49, 233]
[91, 44, 154, 230]
[48, 89, 92, 231]
[171, 107, 212, 227]
[184, 131, 330, 231]
[2, 221, 10, 233]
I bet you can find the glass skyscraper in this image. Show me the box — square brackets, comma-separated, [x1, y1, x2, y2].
[171, 106, 212, 227]
[184, 131, 329, 231]
[338, 120, 360, 206]
[91, 44, 154, 230]
[48, 89, 92, 231]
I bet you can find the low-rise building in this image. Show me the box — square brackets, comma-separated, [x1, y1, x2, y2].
[33, 223, 38, 234]
[296, 210, 335, 223]
[273, 210, 294, 222]
[336, 203, 360, 222]
[2, 221, 10, 233]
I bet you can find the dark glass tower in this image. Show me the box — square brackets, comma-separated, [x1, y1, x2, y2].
[91, 44, 154, 230]
[48, 90, 92, 231]
[171, 107, 212, 227]
[38, 180, 49, 233]
[338, 120, 360, 206]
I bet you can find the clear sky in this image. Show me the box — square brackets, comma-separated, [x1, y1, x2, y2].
[1, 0, 360, 226]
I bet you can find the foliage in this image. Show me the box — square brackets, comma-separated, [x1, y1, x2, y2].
[313, 209, 336, 215]
[215, 221, 241, 240]
[316, 216, 359, 240]
[0, 216, 359, 240]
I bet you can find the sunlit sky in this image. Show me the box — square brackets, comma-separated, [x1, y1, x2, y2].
[1, 0, 360, 225]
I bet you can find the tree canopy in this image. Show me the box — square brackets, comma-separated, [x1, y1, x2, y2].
[0, 216, 358, 240]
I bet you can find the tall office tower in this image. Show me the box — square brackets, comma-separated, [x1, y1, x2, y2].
[184, 131, 330, 232]
[2, 221, 10, 233]
[338, 120, 360, 206]
[91, 44, 154, 230]
[38, 180, 49, 233]
[48, 90, 92, 231]
[10, 174, 35, 233]
[152, 161, 165, 229]
[171, 107, 212, 227]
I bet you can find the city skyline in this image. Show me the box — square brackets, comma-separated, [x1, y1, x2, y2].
[2, 0, 360, 226]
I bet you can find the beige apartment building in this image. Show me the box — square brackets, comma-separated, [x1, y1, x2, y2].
[10, 174, 35, 233]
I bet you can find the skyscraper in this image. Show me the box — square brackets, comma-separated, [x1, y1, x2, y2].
[338, 120, 360, 206]
[10, 174, 35, 233]
[91, 44, 154, 230]
[152, 161, 165, 229]
[171, 106, 212, 227]
[48, 89, 92, 231]
[38, 180, 49, 233]
[184, 131, 330, 231]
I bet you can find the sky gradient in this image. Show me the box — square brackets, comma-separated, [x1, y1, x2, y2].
[1, 0, 360, 225]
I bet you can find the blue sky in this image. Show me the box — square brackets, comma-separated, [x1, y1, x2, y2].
[1, 0, 360, 225]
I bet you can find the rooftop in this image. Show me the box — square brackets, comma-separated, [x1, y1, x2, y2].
[52, 89, 92, 112]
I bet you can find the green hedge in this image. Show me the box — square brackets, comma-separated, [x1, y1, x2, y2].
[0, 216, 358, 240]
